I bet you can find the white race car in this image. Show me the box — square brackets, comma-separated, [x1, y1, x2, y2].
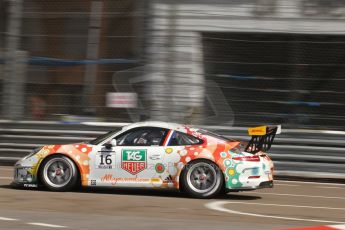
[13, 121, 279, 198]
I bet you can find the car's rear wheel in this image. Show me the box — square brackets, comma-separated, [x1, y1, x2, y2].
[181, 160, 223, 198]
[40, 155, 78, 191]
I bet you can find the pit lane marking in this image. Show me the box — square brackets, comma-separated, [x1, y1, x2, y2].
[205, 201, 345, 224]
[247, 192, 345, 200]
[28, 223, 67, 228]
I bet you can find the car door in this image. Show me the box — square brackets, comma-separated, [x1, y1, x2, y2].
[89, 127, 169, 188]
[87, 137, 118, 187]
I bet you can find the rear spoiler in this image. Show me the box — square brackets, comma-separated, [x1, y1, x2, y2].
[245, 125, 281, 154]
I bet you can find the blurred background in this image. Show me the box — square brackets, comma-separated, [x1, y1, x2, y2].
[0, 0, 344, 179]
[0, 0, 344, 129]
[1, 3, 345, 227]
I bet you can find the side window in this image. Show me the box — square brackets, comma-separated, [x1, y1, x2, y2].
[168, 131, 203, 146]
[116, 127, 168, 146]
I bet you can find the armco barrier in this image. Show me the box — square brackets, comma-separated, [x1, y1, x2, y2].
[0, 120, 344, 181]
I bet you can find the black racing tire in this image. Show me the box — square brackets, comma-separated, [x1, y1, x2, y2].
[40, 155, 78, 192]
[181, 159, 224, 199]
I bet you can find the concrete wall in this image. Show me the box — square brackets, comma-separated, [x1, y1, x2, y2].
[146, 0, 345, 123]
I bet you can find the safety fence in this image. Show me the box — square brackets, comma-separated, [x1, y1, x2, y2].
[1, 0, 345, 130]
[0, 0, 141, 121]
[0, 120, 344, 181]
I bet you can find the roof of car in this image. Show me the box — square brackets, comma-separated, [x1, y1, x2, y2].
[121, 121, 192, 133]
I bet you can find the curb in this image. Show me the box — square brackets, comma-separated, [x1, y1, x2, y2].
[285, 224, 345, 230]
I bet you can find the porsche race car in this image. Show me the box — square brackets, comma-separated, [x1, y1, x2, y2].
[12, 121, 280, 198]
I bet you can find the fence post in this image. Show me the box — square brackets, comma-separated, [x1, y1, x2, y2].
[82, 0, 103, 114]
[2, 0, 23, 120]
[11, 51, 27, 120]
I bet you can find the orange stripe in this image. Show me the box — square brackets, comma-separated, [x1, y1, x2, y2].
[163, 130, 172, 146]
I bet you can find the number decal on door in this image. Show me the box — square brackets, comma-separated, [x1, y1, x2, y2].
[96, 154, 116, 169]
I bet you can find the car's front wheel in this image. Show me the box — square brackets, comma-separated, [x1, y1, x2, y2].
[40, 155, 78, 191]
[181, 160, 224, 198]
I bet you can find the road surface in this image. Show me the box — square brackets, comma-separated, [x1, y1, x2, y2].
[0, 166, 344, 229]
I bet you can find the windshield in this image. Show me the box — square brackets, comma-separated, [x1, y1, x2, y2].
[88, 130, 118, 145]
[198, 129, 235, 142]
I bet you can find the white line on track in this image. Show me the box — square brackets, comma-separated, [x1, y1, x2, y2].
[0, 216, 67, 228]
[247, 191, 345, 200]
[27, 223, 67, 228]
[211, 201, 345, 211]
[0, 217, 18, 221]
[205, 201, 345, 224]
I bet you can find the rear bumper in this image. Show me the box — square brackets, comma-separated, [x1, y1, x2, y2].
[227, 180, 273, 192]
[258, 180, 274, 188]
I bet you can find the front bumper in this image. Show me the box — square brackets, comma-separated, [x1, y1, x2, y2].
[11, 164, 39, 188]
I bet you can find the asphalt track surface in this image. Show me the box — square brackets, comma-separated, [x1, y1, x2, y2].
[1, 166, 344, 230]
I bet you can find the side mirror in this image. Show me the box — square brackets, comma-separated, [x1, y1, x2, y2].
[104, 139, 116, 149]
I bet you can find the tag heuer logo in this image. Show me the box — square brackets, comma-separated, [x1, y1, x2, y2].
[121, 149, 147, 175]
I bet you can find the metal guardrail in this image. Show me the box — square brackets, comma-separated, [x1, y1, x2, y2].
[0, 120, 344, 181]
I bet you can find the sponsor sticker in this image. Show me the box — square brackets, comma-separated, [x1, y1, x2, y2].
[121, 149, 147, 175]
[100, 174, 150, 185]
[151, 178, 161, 183]
[155, 163, 165, 174]
[248, 126, 267, 136]
[163, 175, 173, 184]
[23, 184, 38, 188]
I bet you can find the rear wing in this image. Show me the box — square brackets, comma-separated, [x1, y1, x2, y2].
[245, 125, 281, 154]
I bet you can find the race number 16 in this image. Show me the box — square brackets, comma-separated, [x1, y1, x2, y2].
[100, 155, 112, 165]
[96, 154, 115, 169]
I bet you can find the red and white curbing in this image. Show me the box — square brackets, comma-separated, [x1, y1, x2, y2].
[287, 224, 345, 230]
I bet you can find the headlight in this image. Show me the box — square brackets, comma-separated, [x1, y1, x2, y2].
[24, 146, 43, 159]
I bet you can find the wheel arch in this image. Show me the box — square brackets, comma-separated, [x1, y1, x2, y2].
[36, 153, 83, 186]
[178, 157, 226, 192]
